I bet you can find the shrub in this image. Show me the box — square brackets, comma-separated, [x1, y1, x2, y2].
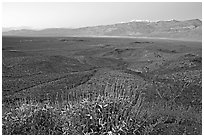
[2, 80, 202, 135]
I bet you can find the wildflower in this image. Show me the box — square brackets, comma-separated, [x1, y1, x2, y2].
[108, 131, 113, 135]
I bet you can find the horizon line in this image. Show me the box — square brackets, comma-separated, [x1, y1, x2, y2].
[3, 18, 202, 32]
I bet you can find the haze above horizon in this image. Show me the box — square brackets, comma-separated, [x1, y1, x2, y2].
[3, 2, 202, 30]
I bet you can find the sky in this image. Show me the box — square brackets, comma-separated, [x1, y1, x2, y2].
[2, 2, 202, 29]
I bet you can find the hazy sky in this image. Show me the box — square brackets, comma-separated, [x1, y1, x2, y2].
[3, 2, 202, 29]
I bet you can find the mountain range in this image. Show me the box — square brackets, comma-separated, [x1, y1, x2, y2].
[2, 19, 202, 41]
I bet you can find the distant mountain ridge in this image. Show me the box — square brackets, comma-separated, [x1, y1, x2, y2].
[3, 19, 202, 41]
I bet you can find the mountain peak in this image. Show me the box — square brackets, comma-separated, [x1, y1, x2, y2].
[130, 20, 151, 22]
[187, 19, 202, 23]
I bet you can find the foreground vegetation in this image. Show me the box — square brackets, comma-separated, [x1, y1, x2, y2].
[2, 86, 201, 135]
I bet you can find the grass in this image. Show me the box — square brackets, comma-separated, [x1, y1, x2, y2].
[2, 83, 202, 135]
